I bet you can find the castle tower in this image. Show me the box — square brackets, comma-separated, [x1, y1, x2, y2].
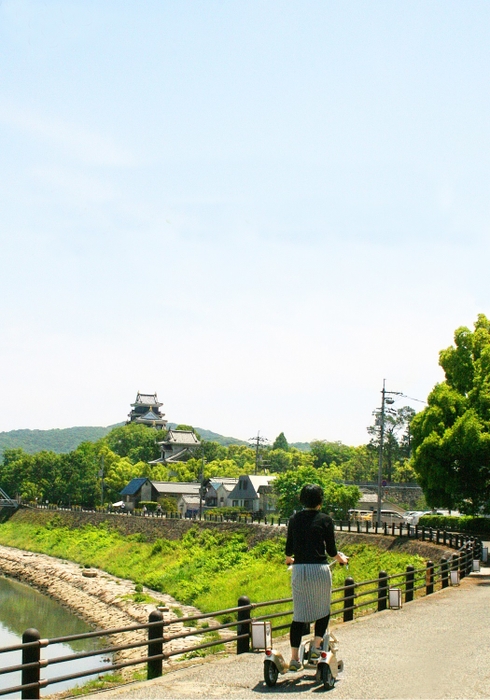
[127, 392, 167, 430]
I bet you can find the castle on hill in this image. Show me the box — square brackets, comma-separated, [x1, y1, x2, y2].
[127, 392, 167, 430]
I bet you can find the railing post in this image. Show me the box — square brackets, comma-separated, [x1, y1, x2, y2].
[377, 571, 388, 612]
[426, 560, 434, 595]
[443, 530, 447, 546]
[421, 527, 426, 541]
[343, 576, 355, 622]
[383, 522, 388, 536]
[441, 557, 449, 588]
[405, 565, 415, 602]
[147, 609, 164, 680]
[237, 596, 251, 654]
[22, 628, 41, 700]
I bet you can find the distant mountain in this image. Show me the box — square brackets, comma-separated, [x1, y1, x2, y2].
[0, 425, 122, 457]
[0, 424, 308, 457]
[167, 424, 247, 447]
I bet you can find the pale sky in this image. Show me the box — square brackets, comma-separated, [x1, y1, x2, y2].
[1, 1, 489, 445]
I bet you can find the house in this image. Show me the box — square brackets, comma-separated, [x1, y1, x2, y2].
[120, 478, 201, 510]
[227, 475, 276, 512]
[150, 429, 201, 465]
[119, 477, 148, 510]
[205, 478, 238, 508]
[177, 494, 202, 517]
[127, 392, 167, 429]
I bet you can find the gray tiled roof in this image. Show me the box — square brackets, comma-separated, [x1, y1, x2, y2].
[152, 482, 201, 496]
[135, 409, 166, 422]
[132, 392, 162, 407]
[162, 430, 200, 445]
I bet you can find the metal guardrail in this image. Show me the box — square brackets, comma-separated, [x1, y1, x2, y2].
[0, 530, 482, 698]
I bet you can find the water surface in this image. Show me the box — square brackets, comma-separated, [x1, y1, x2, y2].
[0, 576, 111, 696]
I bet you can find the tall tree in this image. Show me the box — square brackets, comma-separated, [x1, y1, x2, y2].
[411, 314, 490, 513]
[272, 432, 289, 451]
[367, 406, 415, 482]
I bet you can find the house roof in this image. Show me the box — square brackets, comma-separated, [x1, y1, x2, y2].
[227, 474, 276, 499]
[209, 478, 239, 486]
[120, 478, 148, 496]
[209, 478, 238, 494]
[248, 475, 276, 489]
[161, 429, 201, 446]
[178, 495, 201, 506]
[152, 481, 201, 496]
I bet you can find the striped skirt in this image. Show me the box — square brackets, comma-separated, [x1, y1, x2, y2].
[291, 563, 332, 623]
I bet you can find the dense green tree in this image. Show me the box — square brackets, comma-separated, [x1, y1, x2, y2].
[310, 440, 355, 469]
[367, 406, 415, 482]
[273, 465, 360, 518]
[340, 445, 378, 482]
[411, 314, 490, 513]
[103, 424, 162, 464]
[272, 432, 289, 451]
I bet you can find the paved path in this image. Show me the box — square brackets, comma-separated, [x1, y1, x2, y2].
[80, 560, 490, 700]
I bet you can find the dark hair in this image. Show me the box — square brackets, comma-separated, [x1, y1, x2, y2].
[300, 484, 324, 508]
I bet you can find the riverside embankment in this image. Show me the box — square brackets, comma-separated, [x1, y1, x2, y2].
[0, 508, 456, 687]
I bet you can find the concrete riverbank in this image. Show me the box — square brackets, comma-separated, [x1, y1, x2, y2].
[0, 544, 204, 674]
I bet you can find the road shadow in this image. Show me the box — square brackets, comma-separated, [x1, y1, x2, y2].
[252, 671, 340, 694]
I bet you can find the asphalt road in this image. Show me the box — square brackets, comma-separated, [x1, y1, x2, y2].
[80, 556, 490, 700]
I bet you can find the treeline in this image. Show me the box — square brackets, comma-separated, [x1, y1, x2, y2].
[0, 416, 416, 511]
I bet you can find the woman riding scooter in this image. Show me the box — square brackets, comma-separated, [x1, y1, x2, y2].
[285, 483, 348, 671]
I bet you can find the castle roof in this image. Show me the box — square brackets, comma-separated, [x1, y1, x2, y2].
[131, 392, 163, 408]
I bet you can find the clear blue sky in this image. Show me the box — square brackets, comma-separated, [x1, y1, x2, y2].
[1, 1, 489, 444]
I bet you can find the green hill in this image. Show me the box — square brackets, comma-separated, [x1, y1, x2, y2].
[0, 426, 121, 457]
[0, 424, 309, 457]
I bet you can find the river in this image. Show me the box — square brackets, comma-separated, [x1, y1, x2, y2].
[0, 576, 111, 697]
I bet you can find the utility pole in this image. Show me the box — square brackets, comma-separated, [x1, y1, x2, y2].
[376, 381, 402, 526]
[248, 432, 268, 474]
[199, 451, 205, 520]
[99, 454, 105, 508]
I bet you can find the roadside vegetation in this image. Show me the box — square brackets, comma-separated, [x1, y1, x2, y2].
[0, 519, 425, 614]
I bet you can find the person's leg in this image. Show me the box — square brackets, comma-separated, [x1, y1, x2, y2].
[313, 614, 330, 649]
[289, 621, 304, 661]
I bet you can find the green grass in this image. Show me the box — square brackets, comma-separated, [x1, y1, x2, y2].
[0, 519, 425, 616]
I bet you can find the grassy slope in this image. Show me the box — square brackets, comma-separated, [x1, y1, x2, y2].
[0, 517, 424, 616]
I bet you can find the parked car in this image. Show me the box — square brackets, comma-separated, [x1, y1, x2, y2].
[348, 509, 406, 526]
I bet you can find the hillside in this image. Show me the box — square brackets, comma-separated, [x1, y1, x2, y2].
[0, 426, 118, 457]
[0, 424, 310, 457]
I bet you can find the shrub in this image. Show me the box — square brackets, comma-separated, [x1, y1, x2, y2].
[418, 515, 490, 534]
[139, 501, 159, 512]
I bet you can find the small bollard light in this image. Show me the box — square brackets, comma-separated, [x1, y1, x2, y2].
[450, 570, 460, 586]
[472, 559, 481, 572]
[389, 588, 402, 609]
[251, 620, 272, 650]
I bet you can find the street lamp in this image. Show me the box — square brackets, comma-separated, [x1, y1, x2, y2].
[376, 380, 402, 526]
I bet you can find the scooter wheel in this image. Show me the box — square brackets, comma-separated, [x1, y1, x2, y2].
[320, 664, 335, 690]
[264, 659, 279, 687]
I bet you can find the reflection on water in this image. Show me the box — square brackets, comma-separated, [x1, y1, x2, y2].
[0, 577, 111, 696]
